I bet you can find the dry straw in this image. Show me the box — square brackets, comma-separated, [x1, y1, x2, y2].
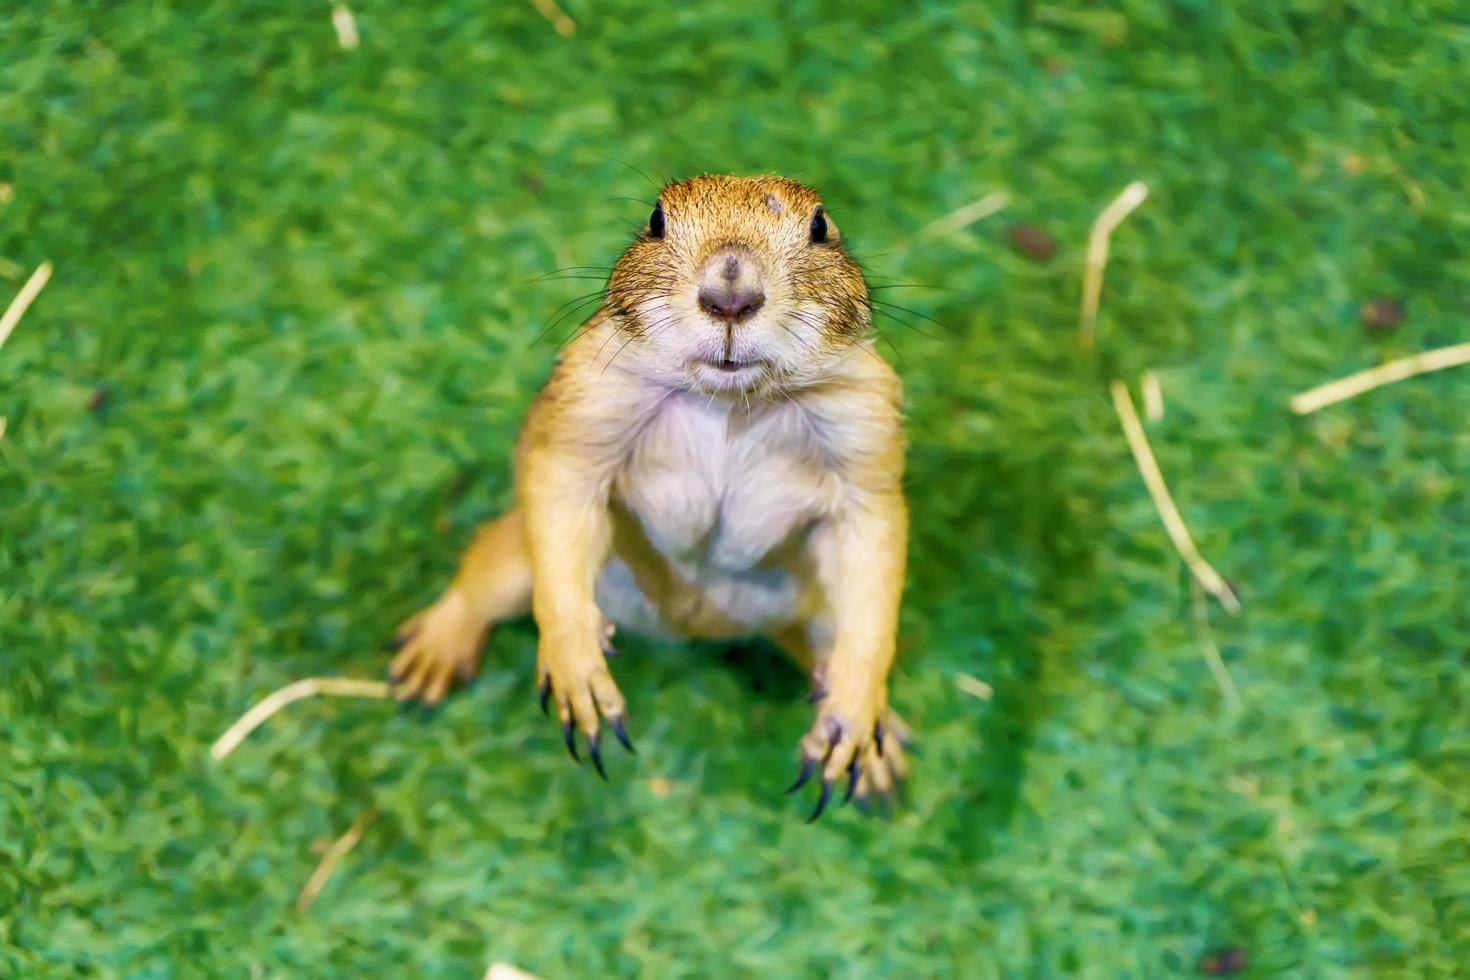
[1111, 379, 1241, 614]
[0, 261, 53, 353]
[912, 192, 1011, 244]
[955, 673, 994, 701]
[1076, 182, 1239, 614]
[485, 963, 544, 980]
[1141, 370, 1164, 423]
[331, 5, 360, 50]
[1289, 341, 1470, 414]
[296, 809, 376, 911]
[529, 0, 576, 36]
[210, 677, 391, 760]
[1191, 579, 1242, 713]
[1079, 181, 1148, 351]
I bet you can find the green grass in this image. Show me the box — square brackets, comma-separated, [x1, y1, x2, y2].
[3, 1, 1469, 975]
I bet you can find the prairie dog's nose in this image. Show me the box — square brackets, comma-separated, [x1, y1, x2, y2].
[697, 248, 766, 323]
[699, 285, 765, 322]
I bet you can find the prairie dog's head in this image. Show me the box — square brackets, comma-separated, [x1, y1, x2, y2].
[605, 174, 870, 395]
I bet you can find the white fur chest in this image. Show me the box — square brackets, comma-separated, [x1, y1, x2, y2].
[613, 393, 836, 575]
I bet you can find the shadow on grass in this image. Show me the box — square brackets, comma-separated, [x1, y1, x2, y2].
[901, 425, 1109, 863]
[709, 638, 809, 702]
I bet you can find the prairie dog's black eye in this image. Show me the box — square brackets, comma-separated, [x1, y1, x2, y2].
[649, 203, 665, 239]
[809, 205, 828, 243]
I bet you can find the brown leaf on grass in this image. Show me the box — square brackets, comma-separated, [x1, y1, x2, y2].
[1009, 223, 1058, 262]
[1198, 946, 1248, 976]
[1360, 296, 1404, 332]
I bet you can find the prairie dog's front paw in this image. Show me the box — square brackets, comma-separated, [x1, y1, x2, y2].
[537, 631, 634, 780]
[789, 678, 909, 821]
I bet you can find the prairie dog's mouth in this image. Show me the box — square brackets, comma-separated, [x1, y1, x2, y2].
[689, 356, 770, 390]
[708, 358, 759, 372]
[692, 355, 768, 371]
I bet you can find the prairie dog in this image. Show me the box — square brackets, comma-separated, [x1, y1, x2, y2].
[390, 174, 909, 818]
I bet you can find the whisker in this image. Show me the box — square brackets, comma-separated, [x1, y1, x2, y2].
[599, 333, 640, 371]
[591, 321, 628, 370]
[871, 300, 949, 341]
[599, 155, 665, 192]
[559, 306, 616, 348]
[848, 249, 902, 264]
[868, 282, 963, 293]
[871, 328, 908, 367]
[539, 286, 607, 325]
[641, 382, 685, 422]
[533, 291, 607, 346]
[602, 317, 671, 375]
[533, 265, 614, 281]
[852, 336, 891, 367]
[786, 311, 829, 350]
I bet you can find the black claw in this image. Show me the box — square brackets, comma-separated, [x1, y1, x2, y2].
[588, 732, 608, 781]
[843, 757, 860, 805]
[823, 716, 843, 749]
[538, 678, 552, 716]
[610, 715, 636, 754]
[785, 756, 816, 794]
[601, 641, 620, 659]
[806, 683, 827, 704]
[806, 778, 834, 823]
[385, 633, 410, 653]
[562, 718, 580, 762]
[873, 720, 885, 757]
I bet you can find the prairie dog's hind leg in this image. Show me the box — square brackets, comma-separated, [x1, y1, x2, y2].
[390, 508, 532, 705]
[772, 619, 831, 699]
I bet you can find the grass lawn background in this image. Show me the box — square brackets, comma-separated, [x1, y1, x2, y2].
[3, 1, 1469, 975]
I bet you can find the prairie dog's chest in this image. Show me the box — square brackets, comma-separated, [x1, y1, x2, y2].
[614, 394, 835, 570]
